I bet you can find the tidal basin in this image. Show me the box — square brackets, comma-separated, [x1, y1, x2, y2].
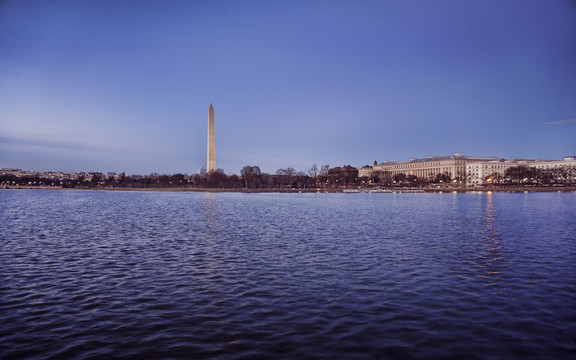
[1, 190, 575, 359]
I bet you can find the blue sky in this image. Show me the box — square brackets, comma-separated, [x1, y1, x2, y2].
[1, 0, 575, 175]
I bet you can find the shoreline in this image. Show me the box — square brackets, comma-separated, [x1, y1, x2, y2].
[2, 186, 576, 193]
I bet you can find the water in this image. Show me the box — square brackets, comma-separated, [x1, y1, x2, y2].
[1, 189, 575, 359]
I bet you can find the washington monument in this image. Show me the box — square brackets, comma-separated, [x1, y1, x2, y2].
[207, 103, 216, 172]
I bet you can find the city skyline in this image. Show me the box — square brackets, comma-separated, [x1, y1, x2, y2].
[1, 1, 575, 175]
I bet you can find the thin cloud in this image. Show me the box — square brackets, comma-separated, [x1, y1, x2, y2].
[0, 134, 176, 158]
[543, 118, 576, 125]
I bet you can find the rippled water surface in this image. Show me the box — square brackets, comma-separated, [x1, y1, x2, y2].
[1, 189, 575, 359]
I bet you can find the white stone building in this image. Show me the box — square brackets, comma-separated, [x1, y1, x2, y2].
[466, 156, 576, 185]
[372, 153, 501, 182]
[358, 166, 374, 178]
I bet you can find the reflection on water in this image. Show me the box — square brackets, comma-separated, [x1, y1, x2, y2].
[480, 191, 506, 283]
[0, 190, 575, 360]
[201, 191, 221, 241]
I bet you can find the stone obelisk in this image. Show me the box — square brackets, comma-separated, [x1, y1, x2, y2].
[207, 103, 216, 173]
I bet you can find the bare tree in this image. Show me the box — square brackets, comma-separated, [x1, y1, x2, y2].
[276, 167, 297, 188]
[207, 168, 227, 188]
[308, 164, 319, 178]
[241, 166, 254, 187]
[241, 165, 262, 188]
[308, 164, 319, 187]
[251, 166, 262, 187]
[285, 167, 297, 188]
[505, 165, 537, 184]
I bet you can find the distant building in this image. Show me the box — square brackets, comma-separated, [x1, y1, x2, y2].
[328, 165, 359, 186]
[328, 165, 358, 177]
[358, 165, 373, 178]
[85, 172, 105, 182]
[372, 153, 501, 182]
[1, 168, 22, 176]
[466, 156, 576, 185]
[44, 171, 64, 180]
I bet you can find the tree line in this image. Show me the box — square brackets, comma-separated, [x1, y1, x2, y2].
[481, 165, 576, 186]
[369, 165, 575, 187]
[0, 165, 330, 189]
[368, 171, 457, 187]
[2, 164, 574, 189]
